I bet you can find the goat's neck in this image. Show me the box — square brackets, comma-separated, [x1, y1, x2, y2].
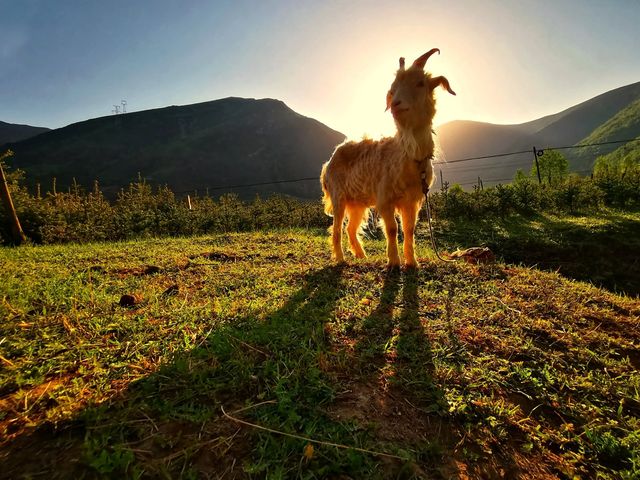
[396, 123, 434, 161]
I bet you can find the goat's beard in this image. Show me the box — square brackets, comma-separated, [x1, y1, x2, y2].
[395, 119, 434, 160]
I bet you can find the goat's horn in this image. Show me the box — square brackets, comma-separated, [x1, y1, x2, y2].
[412, 48, 440, 69]
[399, 57, 405, 70]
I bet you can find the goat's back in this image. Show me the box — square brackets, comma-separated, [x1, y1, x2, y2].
[321, 137, 426, 211]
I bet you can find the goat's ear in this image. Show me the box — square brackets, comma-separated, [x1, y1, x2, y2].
[429, 76, 456, 95]
[385, 90, 393, 111]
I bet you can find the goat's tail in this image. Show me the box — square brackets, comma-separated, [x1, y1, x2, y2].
[320, 163, 333, 216]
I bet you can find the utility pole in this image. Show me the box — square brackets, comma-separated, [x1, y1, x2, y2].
[0, 150, 27, 245]
[532, 147, 543, 184]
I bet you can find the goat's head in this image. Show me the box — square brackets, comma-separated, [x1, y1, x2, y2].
[386, 48, 456, 131]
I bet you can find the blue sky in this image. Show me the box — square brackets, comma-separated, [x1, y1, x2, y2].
[1, 0, 639, 138]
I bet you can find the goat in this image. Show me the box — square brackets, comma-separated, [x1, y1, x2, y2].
[320, 48, 456, 267]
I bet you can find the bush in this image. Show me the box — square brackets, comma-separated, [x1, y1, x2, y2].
[0, 156, 637, 245]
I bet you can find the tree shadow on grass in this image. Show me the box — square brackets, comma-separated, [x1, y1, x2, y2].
[440, 211, 640, 296]
[2, 257, 560, 479]
[5, 263, 482, 479]
[2, 264, 358, 479]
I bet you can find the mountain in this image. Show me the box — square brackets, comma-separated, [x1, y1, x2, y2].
[571, 97, 640, 169]
[0, 121, 49, 145]
[435, 81, 640, 188]
[593, 137, 640, 171]
[2, 98, 345, 199]
[6, 81, 640, 197]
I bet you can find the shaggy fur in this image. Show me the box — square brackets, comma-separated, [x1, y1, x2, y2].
[320, 48, 455, 267]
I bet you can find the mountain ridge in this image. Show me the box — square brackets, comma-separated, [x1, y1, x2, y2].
[0, 121, 50, 145]
[4, 80, 640, 196]
[435, 80, 640, 187]
[4, 97, 345, 199]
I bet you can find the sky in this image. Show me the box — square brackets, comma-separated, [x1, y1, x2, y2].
[1, 0, 639, 139]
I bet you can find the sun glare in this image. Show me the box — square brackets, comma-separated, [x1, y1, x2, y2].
[332, 54, 462, 140]
[338, 69, 397, 140]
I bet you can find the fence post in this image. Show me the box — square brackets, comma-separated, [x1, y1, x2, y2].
[0, 151, 27, 245]
[440, 170, 444, 191]
[532, 147, 542, 184]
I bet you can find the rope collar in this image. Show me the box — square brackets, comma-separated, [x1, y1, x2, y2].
[415, 155, 432, 196]
[415, 154, 456, 263]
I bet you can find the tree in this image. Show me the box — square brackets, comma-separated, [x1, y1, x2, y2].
[531, 150, 569, 186]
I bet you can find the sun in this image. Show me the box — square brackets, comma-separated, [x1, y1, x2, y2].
[332, 63, 458, 140]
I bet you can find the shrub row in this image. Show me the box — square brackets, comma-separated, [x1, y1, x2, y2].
[0, 162, 638, 245]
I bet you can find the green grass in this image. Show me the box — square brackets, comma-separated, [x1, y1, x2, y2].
[1, 212, 639, 479]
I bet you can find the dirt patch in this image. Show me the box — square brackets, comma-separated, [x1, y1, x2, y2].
[524, 327, 569, 353]
[189, 251, 261, 262]
[0, 374, 77, 443]
[325, 380, 566, 479]
[326, 380, 452, 445]
[132, 418, 250, 479]
[0, 421, 86, 480]
[617, 347, 640, 369]
[113, 265, 163, 277]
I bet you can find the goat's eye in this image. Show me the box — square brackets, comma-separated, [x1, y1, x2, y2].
[417, 80, 425, 88]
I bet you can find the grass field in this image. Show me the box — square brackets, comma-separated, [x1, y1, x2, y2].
[1, 211, 639, 479]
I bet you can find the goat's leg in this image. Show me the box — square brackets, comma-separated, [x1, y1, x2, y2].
[400, 203, 420, 268]
[378, 206, 401, 268]
[346, 205, 367, 258]
[331, 203, 346, 263]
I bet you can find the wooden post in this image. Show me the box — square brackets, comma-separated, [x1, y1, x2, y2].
[532, 147, 542, 184]
[0, 151, 27, 245]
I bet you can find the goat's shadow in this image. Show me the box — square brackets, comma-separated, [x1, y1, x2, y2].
[347, 267, 448, 430]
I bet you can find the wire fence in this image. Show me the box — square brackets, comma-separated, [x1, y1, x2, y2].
[172, 137, 639, 195]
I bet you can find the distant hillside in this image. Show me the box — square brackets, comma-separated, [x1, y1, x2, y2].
[0, 121, 49, 145]
[571, 97, 640, 169]
[435, 81, 640, 188]
[531, 82, 640, 149]
[4, 98, 345, 199]
[591, 135, 640, 169]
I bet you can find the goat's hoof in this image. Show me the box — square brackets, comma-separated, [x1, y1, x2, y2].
[354, 252, 366, 259]
[404, 261, 420, 270]
[386, 260, 401, 270]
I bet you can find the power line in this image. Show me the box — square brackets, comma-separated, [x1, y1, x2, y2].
[545, 138, 640, 152]
[441, 157, 532, 171]
[458, 176, 515, 186]
[174, 176, 318, 194]
[435, 137, 640, 165]
[433, 149, 531, 165]
[172, 137, 640, 194]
